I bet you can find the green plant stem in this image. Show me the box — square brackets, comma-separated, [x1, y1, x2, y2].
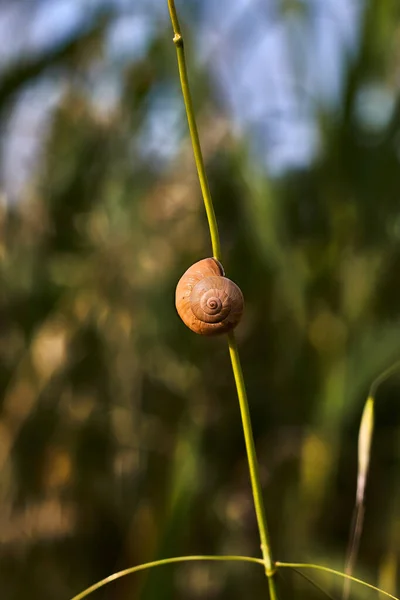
[71, 555, 265, 600]
[167, 2, 279, 598]
[276, 562, 400, 600]
[228, 332, 278, 599]
[369, 358, 400, 398]
[167, 0, 221, 262]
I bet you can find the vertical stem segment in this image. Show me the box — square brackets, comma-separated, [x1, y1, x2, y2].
[167, 0, 221, 262]
[228, 333, 278, 599]
[167, 2, 279, 598]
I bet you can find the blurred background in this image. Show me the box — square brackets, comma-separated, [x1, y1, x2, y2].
[1, 0, 400, 598]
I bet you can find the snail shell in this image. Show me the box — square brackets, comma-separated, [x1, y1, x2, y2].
[175, 258, 244, 336]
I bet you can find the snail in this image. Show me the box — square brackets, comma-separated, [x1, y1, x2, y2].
[175, 258, 244, 336]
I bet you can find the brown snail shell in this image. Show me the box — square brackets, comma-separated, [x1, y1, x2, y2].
[175, 258, 244, 336]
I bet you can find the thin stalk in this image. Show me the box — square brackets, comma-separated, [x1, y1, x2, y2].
[369, 358, 400, 398]
[71, 555, 265, 600]
[228, 331, 278, 599]
[167, 4, 279, 598]
[276, 562, 400, 600]
[167, 0, 221, 262]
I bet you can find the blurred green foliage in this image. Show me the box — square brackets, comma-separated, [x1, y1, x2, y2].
[1, 1, 400, 599]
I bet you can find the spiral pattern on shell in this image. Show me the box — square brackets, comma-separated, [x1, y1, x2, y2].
[175, 258, 244, 335]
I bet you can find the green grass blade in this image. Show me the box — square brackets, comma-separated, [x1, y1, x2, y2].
[70, 555, 264, 600]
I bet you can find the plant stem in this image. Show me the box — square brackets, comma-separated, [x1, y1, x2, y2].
[71, 555, 265, 600]
[369, 358, 400, 398]
[167, 2, 278, 598]
[167, 0, 221, 262]
[228, 332, 278, 599]
[276, 562, 400, 600]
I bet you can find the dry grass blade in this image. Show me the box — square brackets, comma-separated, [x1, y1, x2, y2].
[343, 396, 374, 599]
[343, 358, 400, 599]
